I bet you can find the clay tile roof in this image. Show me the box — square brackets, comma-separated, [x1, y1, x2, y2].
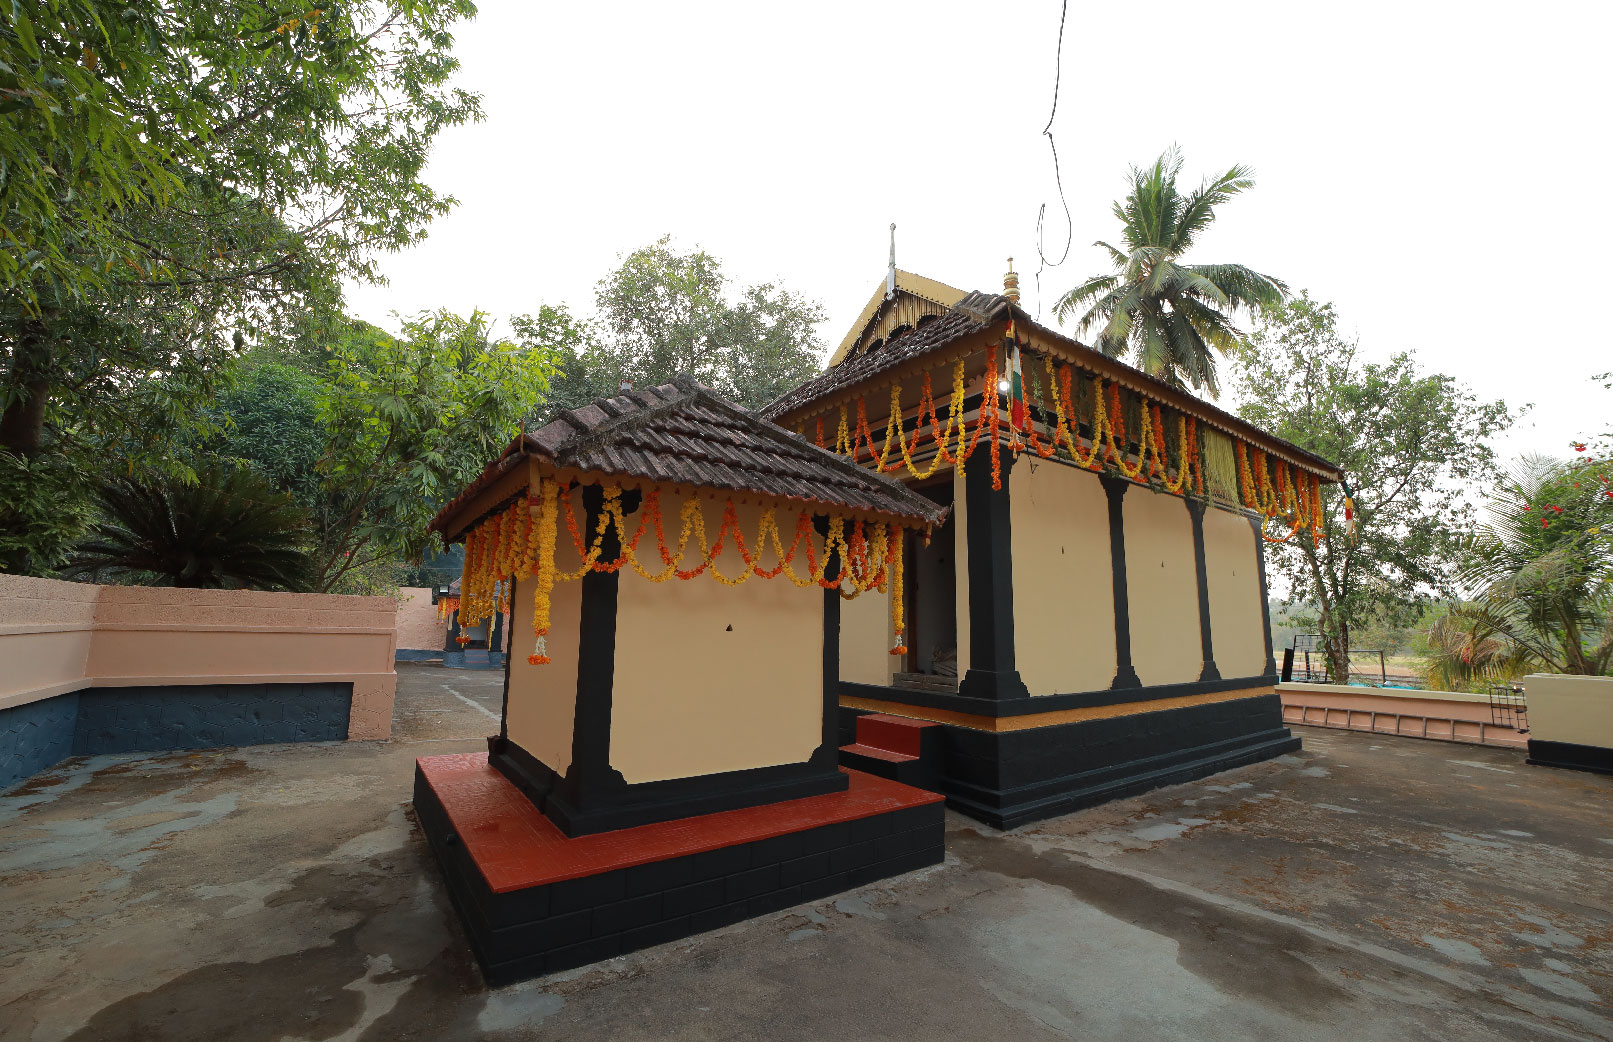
[429, 374, 943, 539]
[762, 291, 1006, 421]
[762, 288, 1344, 481]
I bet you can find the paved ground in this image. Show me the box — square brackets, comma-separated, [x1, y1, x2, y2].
[2, 664, 1610, 1041]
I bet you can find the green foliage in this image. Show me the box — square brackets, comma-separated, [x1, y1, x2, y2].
[1233, 294, 1518, 682]
[2, 0, 481, 575]
[0, 447, 96, 574]
[64, 462, 314, 589]
[1, 1, 187, 299]
[509, 303, 604, 417]
[212, 362, 324, 500]
[3, 0, 482, 308]
[1425, 454, 1613, 686]
[571, 236, 827, 411]
[1054, 147, 1287, 396]
[303, 311, 554, 592]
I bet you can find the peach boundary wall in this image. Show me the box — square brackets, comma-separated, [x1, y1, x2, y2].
[1277, 681, 1526, 749]
[0, 574, 397, 773]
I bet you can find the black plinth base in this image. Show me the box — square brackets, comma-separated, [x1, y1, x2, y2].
[1527, 739, 1613, 776]
[414, 754, 945, 985]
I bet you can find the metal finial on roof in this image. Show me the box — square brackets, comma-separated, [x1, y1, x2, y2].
[1004, 257, 1021, 303]
[885, 223, 897, 301]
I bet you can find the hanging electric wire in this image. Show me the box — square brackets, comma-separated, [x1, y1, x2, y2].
[1034, 0, 1073, 318]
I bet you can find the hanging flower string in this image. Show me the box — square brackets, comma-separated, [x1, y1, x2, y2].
[453, 480, 912, 664]
[793, 328, 1326, 530]
[1237, 442, 1325, 545]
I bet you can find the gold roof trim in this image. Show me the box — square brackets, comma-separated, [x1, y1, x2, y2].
[827, 269, 969, 367]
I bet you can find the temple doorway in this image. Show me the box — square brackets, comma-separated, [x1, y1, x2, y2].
[904, 481, 957, 682]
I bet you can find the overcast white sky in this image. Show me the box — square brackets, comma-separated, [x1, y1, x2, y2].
[344, 0, 1611, 461]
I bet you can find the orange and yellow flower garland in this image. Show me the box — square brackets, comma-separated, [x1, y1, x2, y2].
[454, 479, 912, 666]
[1236, 442, 1324, 545]
[794, 329, 1329, 529]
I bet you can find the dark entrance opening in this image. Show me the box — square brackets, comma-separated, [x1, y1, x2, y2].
[905, 480, 957, 681]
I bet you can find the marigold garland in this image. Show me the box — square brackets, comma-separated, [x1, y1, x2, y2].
[452, 478, 914, 666]
[520, 480, 553, 662]
[1237, 441, 1324, 545]
[888, 525, 907, 656]
[792, 333, 1318, 531]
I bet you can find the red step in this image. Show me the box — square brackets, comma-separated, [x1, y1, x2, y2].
[855, 713, 935, 758]
[415, 753, 942, 894]
[839, 742, 918, 764]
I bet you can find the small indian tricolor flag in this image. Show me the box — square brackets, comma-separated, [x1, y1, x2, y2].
[1006, 321, 1028, 432]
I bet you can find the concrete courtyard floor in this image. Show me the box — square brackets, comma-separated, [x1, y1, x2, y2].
[2, 665, 1610, 1041]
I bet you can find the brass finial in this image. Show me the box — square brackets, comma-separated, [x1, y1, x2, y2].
[1003, 257, 1020, 303]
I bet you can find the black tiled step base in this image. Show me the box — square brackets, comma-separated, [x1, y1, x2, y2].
[1527, 739, 1613, 776]
[840, 693, 1301, 830]
[414, 768, 945, 986]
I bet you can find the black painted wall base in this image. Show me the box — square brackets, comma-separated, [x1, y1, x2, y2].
[414, 765, 945, 985]
[1526, 739, 1613, 776]
[488, 737, 849, 837]
[838, 693, 1299, 830]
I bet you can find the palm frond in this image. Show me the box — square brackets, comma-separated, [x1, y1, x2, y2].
[1186, 263, 1289, 310]
[1051, 273, 1120, 322]
[1171, 163, 1256, 252]
[66, 464, 316, 591]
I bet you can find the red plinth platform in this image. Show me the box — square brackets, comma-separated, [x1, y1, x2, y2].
[413, 752, 946, 984]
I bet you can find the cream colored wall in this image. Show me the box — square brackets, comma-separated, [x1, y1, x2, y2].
[1123, 488, 1203, 686]
[1201, 507, 1268, 678]
[840, 579, 892, 685]
[0, 574, 98, 707]
[1010, 461, 1116, 695]
[504, 573, 582, 775]
[1523, 673, 1613, 747]
[395, 587, 445, 651]
[609, 497, 824, 784]
[954, 466, 970, 678]
[0, 575, 398, 739]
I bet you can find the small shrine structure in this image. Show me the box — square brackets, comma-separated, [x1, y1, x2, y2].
[763, 261, 1345, 828]
[416, 374, 947, 983]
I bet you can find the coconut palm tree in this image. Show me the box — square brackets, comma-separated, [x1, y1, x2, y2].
[66, 463, 315, 590]
[1425, 454, 1613, 688]
[1053, 147, 1288, 396]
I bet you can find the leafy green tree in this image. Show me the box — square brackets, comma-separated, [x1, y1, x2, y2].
[2, 1, 190, 300]
[510, 303, 608, 418]
[1426, 454, 1613, 686]
[1054, 147, 1287, 396]
[212, 362, 324, 500]
[1232, 295, 1517, 683]
[584, 237, 827, 410]
[65, 463, 314, 590]
[305, 311, 555, 593]
[2, 0, 481, 574]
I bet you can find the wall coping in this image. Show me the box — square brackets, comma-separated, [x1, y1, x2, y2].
[0, 573, 400, 740]
[1277, 681, 1489, 706]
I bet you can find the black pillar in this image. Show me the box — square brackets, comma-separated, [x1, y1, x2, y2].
[1248, 514, 1278, 677]
[499, 577, 515, 738]
[1186, 499, 1221, 682]
[821, 528, 843, 758]
[957, 453, 1029, 702]
[1100, 474, 1142, 689]
[562, 485, 626, 805]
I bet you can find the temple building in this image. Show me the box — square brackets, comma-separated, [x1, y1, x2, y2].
[762, 262, 1344, 829]
[417, 375, 948, 983]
